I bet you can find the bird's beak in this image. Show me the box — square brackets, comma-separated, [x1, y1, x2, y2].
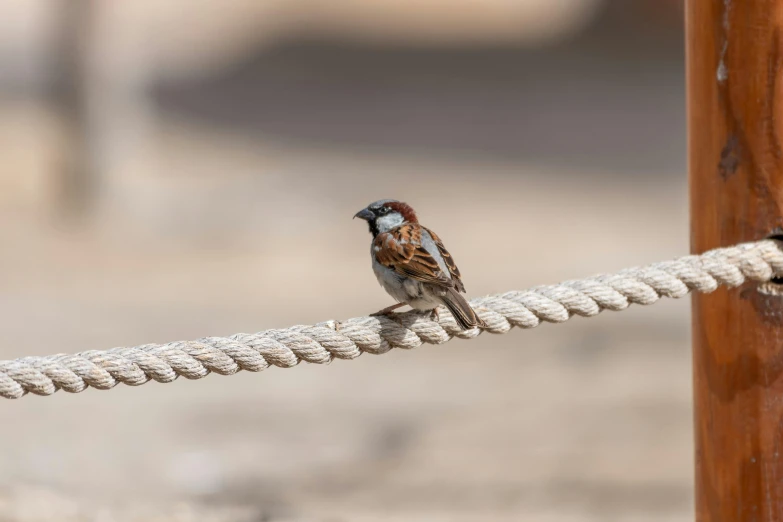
[353, 208, 374, 221]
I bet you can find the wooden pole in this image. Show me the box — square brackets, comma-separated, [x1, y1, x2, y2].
[56, 0, 97, 218]
[688, 0, 783, 520]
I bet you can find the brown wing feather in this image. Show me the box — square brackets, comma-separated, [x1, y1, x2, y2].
[374, 224, 452, 287]
[423, 227, 466, 292]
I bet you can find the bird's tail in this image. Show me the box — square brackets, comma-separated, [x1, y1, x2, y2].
[440, 289, 487, 331]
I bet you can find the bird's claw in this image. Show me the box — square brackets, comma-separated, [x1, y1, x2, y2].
[370, 303, 406, 317]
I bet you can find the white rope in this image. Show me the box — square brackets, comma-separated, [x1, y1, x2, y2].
[2, 239, 781, 400]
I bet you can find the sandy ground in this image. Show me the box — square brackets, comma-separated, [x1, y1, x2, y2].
[0, 106, 695, 521]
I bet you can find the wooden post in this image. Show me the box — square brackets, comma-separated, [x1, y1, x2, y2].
[688, 0, 783, 521]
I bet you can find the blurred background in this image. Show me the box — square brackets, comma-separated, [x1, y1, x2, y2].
[0, 0, 691, 520]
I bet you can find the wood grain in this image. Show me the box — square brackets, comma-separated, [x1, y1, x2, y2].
[688, 0, 783, 520]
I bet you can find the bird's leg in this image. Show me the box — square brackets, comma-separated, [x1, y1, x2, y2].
[370, 303, 406, 317]
[430, 308, 440, 322]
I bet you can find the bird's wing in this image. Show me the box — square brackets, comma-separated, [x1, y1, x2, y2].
[423, 227, 466, 292]
[374, 224, 453, 287]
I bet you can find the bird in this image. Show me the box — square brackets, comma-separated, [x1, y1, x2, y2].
[353, 199, 486, 330]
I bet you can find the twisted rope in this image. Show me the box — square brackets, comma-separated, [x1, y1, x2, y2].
[2, 240, 782, 400]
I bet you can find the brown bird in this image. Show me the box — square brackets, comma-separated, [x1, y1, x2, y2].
[354, 199, 486, 330]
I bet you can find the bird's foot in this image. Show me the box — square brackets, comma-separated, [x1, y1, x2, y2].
[370, 303, 406, 317]
[430, 308, 440, 322]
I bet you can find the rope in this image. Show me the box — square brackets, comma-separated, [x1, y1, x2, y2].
[2, 239, 782, 400]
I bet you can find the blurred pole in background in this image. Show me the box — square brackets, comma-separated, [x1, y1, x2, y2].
[53, 0, 155, 223]
[56, 0, 97, 218]
[689, 0, 783, 521]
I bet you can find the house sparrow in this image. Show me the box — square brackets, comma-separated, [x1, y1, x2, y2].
[354, 199, 486, 330]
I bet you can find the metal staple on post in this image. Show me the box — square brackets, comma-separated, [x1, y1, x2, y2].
[1, 239, 781, 400]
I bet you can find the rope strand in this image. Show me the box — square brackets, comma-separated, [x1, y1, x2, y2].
[2, 239, 781, 400]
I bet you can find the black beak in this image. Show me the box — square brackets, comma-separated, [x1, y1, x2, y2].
[353, 208, 374, 221]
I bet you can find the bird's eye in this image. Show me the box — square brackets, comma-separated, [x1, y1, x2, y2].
[379, 207, 389, 214]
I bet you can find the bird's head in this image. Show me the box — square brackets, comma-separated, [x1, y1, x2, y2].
[354, 199, 418, 236]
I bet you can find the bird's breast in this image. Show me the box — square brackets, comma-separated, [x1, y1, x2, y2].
[371, 254, 419, 303]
